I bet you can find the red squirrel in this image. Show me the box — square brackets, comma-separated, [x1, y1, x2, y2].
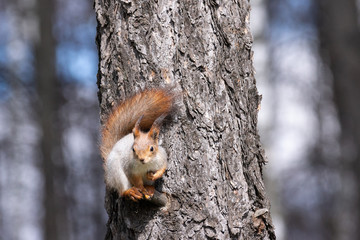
[100, 88, 175, 201]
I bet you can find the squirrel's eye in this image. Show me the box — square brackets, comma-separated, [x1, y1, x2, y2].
[132, 147, 135, 152]
[150, 146, 154, 152]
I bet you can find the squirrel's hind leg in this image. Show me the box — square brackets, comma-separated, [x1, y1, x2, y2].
[124, 174, 153, 201]
[122, 187, 144, 201]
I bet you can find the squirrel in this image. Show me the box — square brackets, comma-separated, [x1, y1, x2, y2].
[101, 88, 176, 201]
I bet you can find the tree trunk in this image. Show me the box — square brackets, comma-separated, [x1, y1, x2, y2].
[95, 0, 275, 239]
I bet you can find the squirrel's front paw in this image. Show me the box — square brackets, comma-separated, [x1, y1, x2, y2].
[122, 187, 143, 201]
[146, 171, 156, 181]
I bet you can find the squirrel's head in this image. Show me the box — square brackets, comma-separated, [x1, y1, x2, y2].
[132, 115, 165, 164]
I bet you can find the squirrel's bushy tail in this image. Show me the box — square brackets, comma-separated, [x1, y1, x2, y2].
[101, 88, 176, 160]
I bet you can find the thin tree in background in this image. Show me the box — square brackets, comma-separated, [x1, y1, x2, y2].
[95, 0, 275, 239]
[317, 0, 360, 238]
[35, 0, 69, 238]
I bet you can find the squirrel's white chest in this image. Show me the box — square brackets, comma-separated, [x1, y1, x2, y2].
[129, 161, 151, 175]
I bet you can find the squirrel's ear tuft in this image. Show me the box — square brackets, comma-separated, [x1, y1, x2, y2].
[149, 127, 160, 141]
[149, 114, 166, 140]
[133, 115, 144, 138]
[152, 114, 166, 129]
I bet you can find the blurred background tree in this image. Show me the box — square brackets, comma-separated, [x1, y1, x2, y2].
[0, 0, 106, 239]
[252, 0, 360, 239]
[0, 0, 359, 239]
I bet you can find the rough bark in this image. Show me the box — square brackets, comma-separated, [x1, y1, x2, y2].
[95, 0, 275, 239]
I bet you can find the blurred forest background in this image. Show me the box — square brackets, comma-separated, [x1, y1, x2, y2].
[0, 0, 359, 239]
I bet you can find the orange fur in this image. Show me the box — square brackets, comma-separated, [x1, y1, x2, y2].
[100, 88, 175, 161]
[147, 167, 167, 181]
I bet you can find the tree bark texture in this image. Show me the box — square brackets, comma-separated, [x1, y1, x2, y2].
[95, 0, 275, 239]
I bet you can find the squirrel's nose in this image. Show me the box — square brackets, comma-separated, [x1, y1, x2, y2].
[140, 159, 145, 163]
